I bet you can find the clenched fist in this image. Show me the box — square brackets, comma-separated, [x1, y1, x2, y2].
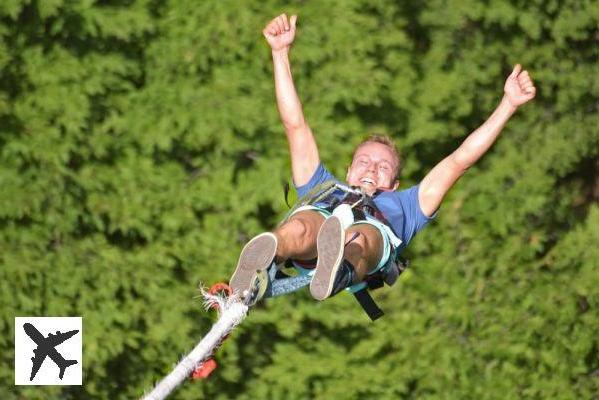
[504, 64, 536, 108]
[263, 14, 298, 52]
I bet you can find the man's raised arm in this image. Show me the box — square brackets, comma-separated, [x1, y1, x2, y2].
[418, 64, 537, 217]
[264, 14, 319, 186]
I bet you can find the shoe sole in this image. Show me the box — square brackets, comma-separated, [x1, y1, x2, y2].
[310, 216, 345, 301]
[229, 233, 277, 297]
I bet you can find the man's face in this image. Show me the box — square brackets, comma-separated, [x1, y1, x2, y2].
[346, 142, 399, 195]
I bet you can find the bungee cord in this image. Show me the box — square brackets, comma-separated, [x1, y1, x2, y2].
[141, 289, 248, 400]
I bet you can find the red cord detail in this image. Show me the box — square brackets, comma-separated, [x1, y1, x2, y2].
[191, 358, 218, 380]
[207, 283, 233, 310]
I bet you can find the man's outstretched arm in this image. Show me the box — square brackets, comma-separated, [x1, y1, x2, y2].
[264, 14, 319, 186]
[418, 64, 537, 217]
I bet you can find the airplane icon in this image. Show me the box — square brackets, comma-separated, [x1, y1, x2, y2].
[23, 322, 79, 381]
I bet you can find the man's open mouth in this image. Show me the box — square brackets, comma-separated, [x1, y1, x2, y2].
[360, 177, 375, 186]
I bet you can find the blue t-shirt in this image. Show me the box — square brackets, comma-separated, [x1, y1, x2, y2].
[295, 164, 435, 250]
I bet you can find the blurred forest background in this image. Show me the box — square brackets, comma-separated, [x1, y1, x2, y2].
[1, 0, 597, 399]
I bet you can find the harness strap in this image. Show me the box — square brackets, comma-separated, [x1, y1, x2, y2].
[283, 182, 292, 209]
[353, 289, 384, 321]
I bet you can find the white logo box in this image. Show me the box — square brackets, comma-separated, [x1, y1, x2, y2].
[15, 317, 83, 386]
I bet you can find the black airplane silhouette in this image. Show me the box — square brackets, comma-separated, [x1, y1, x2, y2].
[23, 322, 79, 381]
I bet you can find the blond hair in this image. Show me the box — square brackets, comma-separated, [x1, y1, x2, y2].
[354, 134, 402, 181]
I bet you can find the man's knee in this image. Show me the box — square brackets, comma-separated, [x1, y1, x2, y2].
[345, 224, 384, 268]
[279, 217, 307, 237]
[286, 210, 324, 237]
[274, 210, 324, 258]
[347, 225, 381, 252]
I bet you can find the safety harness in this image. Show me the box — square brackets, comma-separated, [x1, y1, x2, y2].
[280, 180, 410, 321]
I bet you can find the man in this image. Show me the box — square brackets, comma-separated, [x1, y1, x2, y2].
[230, 14, 536, 302]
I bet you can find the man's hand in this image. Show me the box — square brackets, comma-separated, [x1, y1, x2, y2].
[263, 14, 298, 52]
[504, 64, 536, 108]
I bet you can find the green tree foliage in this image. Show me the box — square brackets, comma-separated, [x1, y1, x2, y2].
[1, 0, 597, 398]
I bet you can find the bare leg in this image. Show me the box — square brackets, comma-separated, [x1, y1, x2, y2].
[343, 224, 384, 282]
[230, 210, 324, 296]
[275, 213, 383, 274]
[274, 210, 325, 261]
